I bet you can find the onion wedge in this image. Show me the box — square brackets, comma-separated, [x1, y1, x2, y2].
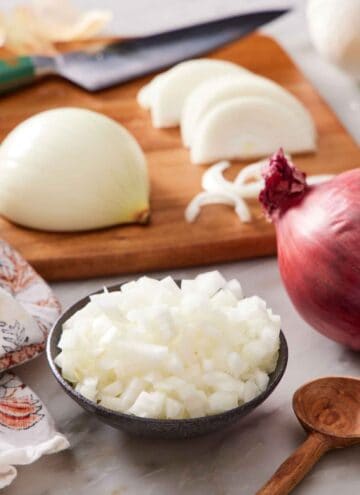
[181, 74, 315, 148]
[137, 73, 165, 109]
[190, 96, 317, 164]
[137, 59, 249, 128]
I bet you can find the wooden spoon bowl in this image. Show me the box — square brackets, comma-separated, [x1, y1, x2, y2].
[257, 376, 360, 495]
[294, 377, 360, 445]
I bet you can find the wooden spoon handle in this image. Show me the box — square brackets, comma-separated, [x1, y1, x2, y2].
[256, 432, 331, 495]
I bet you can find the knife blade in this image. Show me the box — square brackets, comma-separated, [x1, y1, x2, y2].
[0, 9, 288, 94]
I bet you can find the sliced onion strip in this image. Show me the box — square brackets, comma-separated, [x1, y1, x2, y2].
[201, 161, 233, 193]
[185, 157, 334, 224]
[185, 191, 251, 223]
[234, 159, 266, 186]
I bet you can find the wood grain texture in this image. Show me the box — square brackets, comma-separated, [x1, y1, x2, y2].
[0, 34, 359, 281]
[257, 377, 360, 495]
[294, 376, 360, 441]
[256, 432, 331, 495]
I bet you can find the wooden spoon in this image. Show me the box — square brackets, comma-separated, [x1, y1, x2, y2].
[257, 376, 360, 495]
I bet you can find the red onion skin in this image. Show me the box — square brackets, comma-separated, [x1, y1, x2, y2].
[261, 151, 360, 350]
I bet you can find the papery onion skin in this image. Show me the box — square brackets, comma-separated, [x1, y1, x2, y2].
[260, 150, 360, 350]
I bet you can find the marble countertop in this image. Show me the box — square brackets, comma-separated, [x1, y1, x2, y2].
[3, 1, 360, 494]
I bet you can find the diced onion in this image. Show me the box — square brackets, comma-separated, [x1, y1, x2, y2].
[56, 272, 281, 419]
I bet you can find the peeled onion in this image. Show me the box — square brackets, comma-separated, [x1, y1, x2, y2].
[260, 150, 360, 349]
[0, 108, 149, 232]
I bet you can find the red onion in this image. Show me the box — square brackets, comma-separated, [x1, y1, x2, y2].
[260, 149, 360, 350]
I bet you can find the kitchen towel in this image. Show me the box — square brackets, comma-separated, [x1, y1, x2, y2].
[0, 373, 69, 489]
[0, 239, 61, 371]
[0, 239, 68, 489]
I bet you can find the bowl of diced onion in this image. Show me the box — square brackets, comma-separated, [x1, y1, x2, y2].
[47, 272, 288, 439]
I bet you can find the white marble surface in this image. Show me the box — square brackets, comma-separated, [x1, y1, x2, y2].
[2, 1, 360, 494]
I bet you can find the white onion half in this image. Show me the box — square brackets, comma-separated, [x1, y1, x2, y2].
[0, 108, 150, 232]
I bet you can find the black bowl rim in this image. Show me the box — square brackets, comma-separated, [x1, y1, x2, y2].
[47, 281, 288, 426]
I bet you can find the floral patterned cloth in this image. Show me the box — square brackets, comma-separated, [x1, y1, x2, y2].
[0, 240, 61, 371]
[0, 374, 69, 489]
[0, 240, 68, 488]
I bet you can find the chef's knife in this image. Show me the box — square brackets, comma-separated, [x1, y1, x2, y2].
[0, 9, 288, 94]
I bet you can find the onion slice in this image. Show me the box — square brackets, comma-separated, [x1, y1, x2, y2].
[201, 160, 264, 200]
[235, 159, 268, 186]
[201, 161, 234, 194]
[186, 157, 335, 224]
[185, 191, 251, 223]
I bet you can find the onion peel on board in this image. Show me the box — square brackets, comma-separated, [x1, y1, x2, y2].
[0, 0, 112, 55]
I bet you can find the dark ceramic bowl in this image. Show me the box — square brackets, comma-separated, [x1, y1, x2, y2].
[47, 282, 288, 439]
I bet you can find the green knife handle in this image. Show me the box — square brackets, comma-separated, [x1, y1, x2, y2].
[0, 57, 37, 95]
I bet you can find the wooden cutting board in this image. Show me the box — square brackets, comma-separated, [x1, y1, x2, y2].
[0, 34, 359, 281]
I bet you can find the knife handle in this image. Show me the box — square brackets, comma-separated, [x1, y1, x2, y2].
[0, 57, 37, 95]
[0, 55, 56, 95]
